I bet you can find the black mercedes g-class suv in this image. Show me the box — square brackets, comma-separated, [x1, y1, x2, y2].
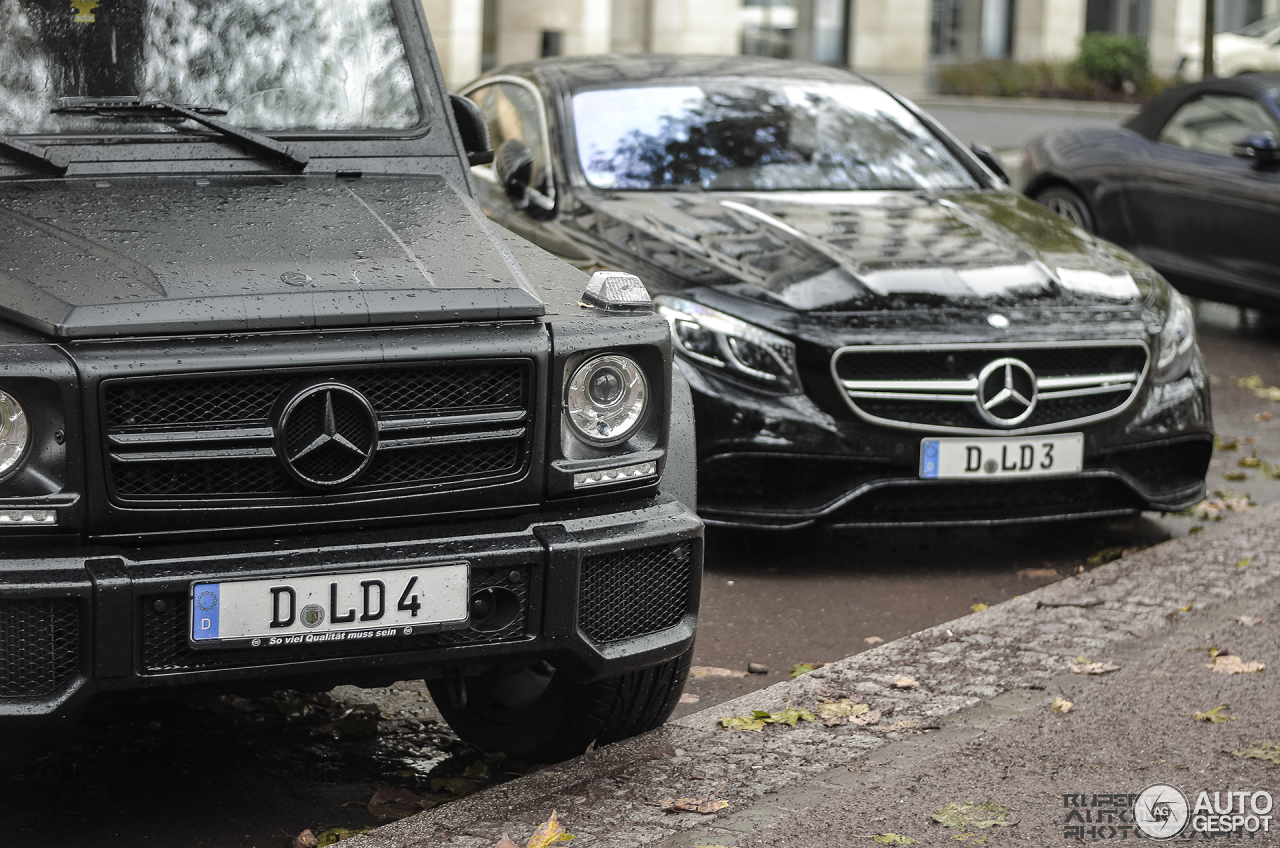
[0, 0, 702, 762]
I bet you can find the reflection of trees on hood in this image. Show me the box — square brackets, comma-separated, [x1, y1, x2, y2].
[0, 0, 418, 133]
[588, 86, 973, 192]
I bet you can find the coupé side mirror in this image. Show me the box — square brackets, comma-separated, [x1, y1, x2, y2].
[1231, 131, 1280, 166]
[449, 94, 494, 166]
[495, 138, 554, 216]
[971, 143, 1010, 185]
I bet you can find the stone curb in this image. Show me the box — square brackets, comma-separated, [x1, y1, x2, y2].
[349, 503, 1280, 848]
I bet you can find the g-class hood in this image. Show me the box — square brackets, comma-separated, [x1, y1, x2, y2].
[575, 189, 1155, 313]
[0, 175, 546, 338]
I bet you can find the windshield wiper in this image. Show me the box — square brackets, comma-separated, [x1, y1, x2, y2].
[51, 99, 308, 173]
[0, 136, 70, 176]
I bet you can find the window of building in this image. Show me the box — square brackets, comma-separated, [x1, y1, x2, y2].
[1085, 0, 1150, 39]
[741, 0, 847, 64]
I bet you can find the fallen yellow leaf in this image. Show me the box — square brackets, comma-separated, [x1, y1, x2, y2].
[970, 603, 989, 613]
[524, 810, 574, 848]
[1208, 655, 1266, 674]
[1051, 696, 1073, 714]
[1235, 557, 1252, 568]
[892, 676, 920, 690]
[1193, 706, 1234, 723]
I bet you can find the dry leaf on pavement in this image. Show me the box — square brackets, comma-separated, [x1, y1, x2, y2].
[679, 693, 700, 704]
[852, 709, 883, 727]
[1069, 662, 1120, 675]
[790, 662, 827, 678]
[816, 699, 869, 726]
[292, 830, 319, 848]
[691, 666, 748, 679]
[524, 810, 574, 848]
[1236, 557, 1252, 568]
[864, 636, 885, 645]
[892, 676, 919, 690]
[659, 797, 731, 814]
[1192, 706, 1234, 723]
[1231, 741, 1280, 765]
[1239, 616, 1263, 626]
[970, 603, 989, 613]
[1208, 655, 1266, 674]
[1051, 696, 1073, 714]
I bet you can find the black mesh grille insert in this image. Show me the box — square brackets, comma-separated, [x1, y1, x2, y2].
[1098, 439, 1212, 493]
[105, 365, 525, 429]
[0, 598, 81, 698]
[579, 543, 694, 644]
[103, 362, 531, 503]
[139, 568, 529, 674]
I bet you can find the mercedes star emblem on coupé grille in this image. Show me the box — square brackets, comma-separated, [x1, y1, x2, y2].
[976, 357, 1038, 427]
[275, 383, 378, 489]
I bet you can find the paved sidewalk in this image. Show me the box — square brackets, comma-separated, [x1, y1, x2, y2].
[350, 505, 1280, 848]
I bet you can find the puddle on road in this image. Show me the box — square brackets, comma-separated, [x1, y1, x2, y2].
[0, 682, 522, 848]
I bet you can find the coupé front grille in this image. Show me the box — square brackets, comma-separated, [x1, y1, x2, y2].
[103, 362, 533, 503]
[832, 342, 1148, 434]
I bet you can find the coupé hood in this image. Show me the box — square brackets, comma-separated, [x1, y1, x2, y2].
[576, 190, 1155, 314]
[0, 175, 546, 338]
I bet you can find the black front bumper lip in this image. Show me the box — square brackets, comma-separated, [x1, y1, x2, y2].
[0, 497, 703, 724]
[699, 468, 1206, 531]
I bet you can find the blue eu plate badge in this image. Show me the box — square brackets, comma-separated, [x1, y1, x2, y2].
[920, 439, 940, 479]
[192, 583, 220, 640]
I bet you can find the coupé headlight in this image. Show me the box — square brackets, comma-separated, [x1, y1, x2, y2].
[566, 354, 649, 446]
[0, 390, 29, 479]
[1154, 290, 1196, 383]
[655, 296, 801, 394]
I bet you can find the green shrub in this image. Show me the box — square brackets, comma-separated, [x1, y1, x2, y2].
[1073, 32, 1150, 91]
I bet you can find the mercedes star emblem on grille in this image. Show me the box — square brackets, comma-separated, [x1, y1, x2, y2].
[275, 383, 378, 489]
[976, 358, 1038, 427]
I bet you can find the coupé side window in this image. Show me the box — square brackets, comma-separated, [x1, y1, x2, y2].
[466, 81, 551, 192]
[1157, 94, 1277, 156]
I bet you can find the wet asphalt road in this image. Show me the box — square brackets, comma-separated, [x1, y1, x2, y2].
[4, 299, 1280, 848]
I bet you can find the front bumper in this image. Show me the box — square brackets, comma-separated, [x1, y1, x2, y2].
[685, 356, 1213, 530]
[0, 497, 703, 725]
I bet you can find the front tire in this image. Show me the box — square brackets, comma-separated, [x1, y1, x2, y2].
[426, 649, 693, 763]
[1034, 185, 1094, 232]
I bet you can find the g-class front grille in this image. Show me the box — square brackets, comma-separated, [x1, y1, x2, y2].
[102, 362, 533, 503]
[832, 342, 1148, 434]
[579, 543, 694, 643]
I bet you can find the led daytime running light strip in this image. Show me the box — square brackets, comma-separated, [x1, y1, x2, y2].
[573, 461, 657, 489]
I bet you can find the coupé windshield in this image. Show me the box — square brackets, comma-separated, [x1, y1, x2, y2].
[0, 0, 420, 134]
[573, 81, 978, 192]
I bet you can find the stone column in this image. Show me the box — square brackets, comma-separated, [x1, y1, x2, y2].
[1013, 0, 1086, 62]
[496, 0, 612, 65]
[421, 0, 484, 88]
[1148, 0, 1203, 77]
[848, 0, 931, 97]
[648, 0, 742, 54]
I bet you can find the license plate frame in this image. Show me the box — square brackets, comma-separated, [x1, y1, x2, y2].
[919, 434, 1084, 480]
[188, 562, 470, 650]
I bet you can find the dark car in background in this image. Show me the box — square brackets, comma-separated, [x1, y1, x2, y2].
[0, 0, 702, 764]
[1024, 75, 1280, 310]
[461, 56, 1214, 531]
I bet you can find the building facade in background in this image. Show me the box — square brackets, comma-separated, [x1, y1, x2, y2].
[424, 0, 1280, 93]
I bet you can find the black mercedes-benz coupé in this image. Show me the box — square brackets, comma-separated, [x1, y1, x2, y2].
[462, 56, 1213, 530]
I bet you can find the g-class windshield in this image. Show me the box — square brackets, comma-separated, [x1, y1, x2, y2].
[0, 0, 421, 134]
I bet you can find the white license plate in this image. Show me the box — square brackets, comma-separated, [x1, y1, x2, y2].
[920, 434, 1084, 480]
[190, 563, 469, 648]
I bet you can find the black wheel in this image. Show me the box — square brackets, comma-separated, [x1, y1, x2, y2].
[426, 649, 692, 763]
[1034, 185, 1094, 232]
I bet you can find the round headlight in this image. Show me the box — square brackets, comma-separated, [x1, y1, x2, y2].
[0, 391, 29, 479]
[566, 355, 648, 446]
